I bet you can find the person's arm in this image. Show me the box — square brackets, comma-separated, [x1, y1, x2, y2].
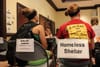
[89, 38, 96, 65]
[39, 25, 48, 49]
[89, 25, 96, 65]
[89, 38, 95, 49]
[56, 26, 63, 39]
[45, 28, 53, 38]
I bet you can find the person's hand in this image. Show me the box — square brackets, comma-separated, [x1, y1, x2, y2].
[91, 57, 96, 65]
[46, 50, 53, 58]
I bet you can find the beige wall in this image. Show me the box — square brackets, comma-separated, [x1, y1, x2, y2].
[55, 11, 70, 29]
[80, 9, 96, 24]
[6, 0, 17, 33]
[6, 0, 99, 31]
[55, 9, 96, 29]
[18, 0, 56, 22]
[6, 0, 56, 33]
[97, 7, 100, 25]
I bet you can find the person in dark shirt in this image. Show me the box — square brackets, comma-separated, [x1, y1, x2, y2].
[22, 8, 47, 49]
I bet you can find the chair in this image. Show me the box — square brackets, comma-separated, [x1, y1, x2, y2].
[95, 42, 100, 67]
[46, 38, 57, 67]
[57, 39, 90, 67]
[0, 37, 7, 61]
[7, 40, 49, 67]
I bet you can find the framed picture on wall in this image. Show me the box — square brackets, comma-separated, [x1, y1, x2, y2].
[62, 0, 91, 2]
[6, 2, 17, 35]
[39, 14, 55, 35]
[6, 3, 27, 36]
[6, 9, 16, 35]
[17, 3, 28, 30]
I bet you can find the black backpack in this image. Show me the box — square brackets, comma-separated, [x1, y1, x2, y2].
[6, 21, 38, 66]
[11, 21, 38, 39]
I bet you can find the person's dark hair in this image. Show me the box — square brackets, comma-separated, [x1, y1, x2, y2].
[91, 17, 98, 26]
[65, 4, 80, 17]
[22, 8, 37, 20]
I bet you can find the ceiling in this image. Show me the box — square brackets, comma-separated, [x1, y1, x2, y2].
[47, 0, 100, 11]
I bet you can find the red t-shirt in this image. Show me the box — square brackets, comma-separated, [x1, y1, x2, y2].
[56, 19, 95, 49]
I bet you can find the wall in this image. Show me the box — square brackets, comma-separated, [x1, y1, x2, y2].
[6, 0, 56, 34]
[55, 9, 97, 29]
[80, 9, 96, 24]
[6, 0, 99, 33]
[6, 0, 17, 33]
[55, 11, 70, 29]
[97, 7, 100, 25]
[18, 0, 56, 22]
[6, 0, 56, 40]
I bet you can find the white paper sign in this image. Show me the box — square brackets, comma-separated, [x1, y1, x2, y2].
[57, 39, 89, 59]
[0, 37, 4, 44]
[16, 39, 34, 52]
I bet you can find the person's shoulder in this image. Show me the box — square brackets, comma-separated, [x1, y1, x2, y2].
[35, 24, 44, 29]
[37, 24, 43, 27]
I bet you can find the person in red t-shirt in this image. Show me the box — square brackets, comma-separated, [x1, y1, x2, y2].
[56, 4, 95, 67]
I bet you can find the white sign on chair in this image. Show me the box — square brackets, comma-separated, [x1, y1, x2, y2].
[57, 39, 89, 59]
[16, 39, 34, 52]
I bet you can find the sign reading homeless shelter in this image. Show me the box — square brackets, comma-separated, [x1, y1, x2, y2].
[57, 39, 89, 59]
[16, 39, 34, 52]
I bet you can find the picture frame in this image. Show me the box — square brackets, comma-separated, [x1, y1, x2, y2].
[39, 14, 55, 35]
